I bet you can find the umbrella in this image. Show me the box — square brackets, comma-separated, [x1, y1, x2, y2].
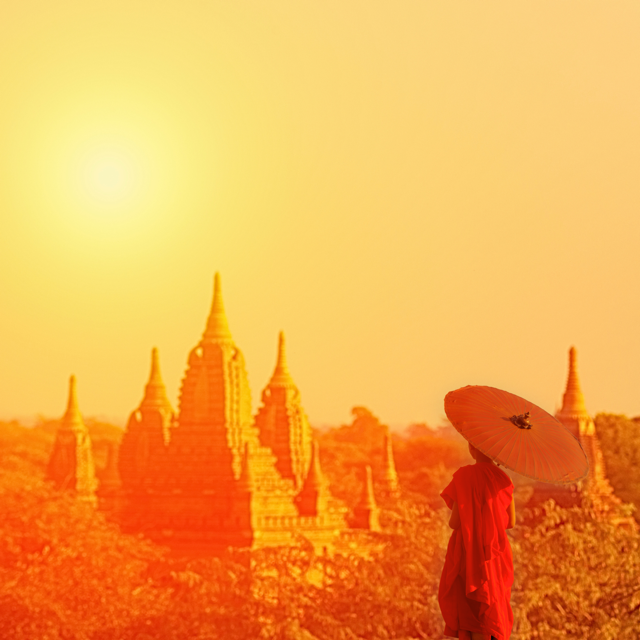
[444, 385, 589, 485]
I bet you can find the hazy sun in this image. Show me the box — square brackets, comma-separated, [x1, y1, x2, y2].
[83, 150, 137, 203]
[77, 146, 140, 208]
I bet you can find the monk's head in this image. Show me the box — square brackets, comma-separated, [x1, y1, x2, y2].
[468, 442, 494, 464]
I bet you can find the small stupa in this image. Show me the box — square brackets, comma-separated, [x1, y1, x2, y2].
[47, 376, 97, 503]
[350, 465, 380, 532]
[380, 431, 400, 497]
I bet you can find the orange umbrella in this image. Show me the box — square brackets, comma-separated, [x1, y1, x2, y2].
[445, 385, 589, 485]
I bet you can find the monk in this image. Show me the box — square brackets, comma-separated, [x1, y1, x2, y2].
[438, 442, 516, 640]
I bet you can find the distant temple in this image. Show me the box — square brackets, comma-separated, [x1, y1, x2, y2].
[47, 376, 97, 504]
[529, 347, 637, 531]
[49, 274, 391, 555]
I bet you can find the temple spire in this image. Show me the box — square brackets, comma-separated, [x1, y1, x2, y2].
[269, 332, 295, 386]
[296, 440, 327, 516]
[61, 375, 85, 432]
[558, 346, 588, 417]
[381, 431, 400, 497]
[203, 273, 233, 342]
[350, 465, 380, 531]
[140, 347, 172, 411]
[302, 441, 324, 490]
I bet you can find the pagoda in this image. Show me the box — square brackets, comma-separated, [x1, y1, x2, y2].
[47, 376, 97, 503]
[117, 274, 354, 555]
[529, 347, 636, 530]
[380, 431, 400, 498]
[118, 347, 175, 492]
[350, 465, 380, 532]
[254, 332, 312, 488]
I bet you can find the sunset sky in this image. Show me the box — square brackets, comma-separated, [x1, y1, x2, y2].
[1, 2, 640, 429]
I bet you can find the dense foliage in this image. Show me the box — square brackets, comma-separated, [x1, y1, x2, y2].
[0, 409, 639, 639]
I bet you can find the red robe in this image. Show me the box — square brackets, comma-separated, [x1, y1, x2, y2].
[438, 462, 514, 640]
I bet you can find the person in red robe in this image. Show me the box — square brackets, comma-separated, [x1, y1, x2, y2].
[438, 442, 516, 640]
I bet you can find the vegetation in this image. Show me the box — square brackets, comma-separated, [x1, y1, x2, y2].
[0, 409, 639, 639]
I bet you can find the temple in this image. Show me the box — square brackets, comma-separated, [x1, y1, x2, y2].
[47, 376, 97, 503]
[529, 347, 636, 530]
[380, 431, 400, 497]
[78, 274, 381, 555]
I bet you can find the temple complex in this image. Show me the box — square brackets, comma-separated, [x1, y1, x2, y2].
[529, 347, 637, 530]
[94, 274, 378, 555]
[47, 376, 97, 504]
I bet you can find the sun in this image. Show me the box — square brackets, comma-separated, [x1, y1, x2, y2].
[78, 146, 140, 207]
[83, 150, 136, 203]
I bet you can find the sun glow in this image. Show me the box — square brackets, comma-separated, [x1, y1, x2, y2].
[80, 147, 138, 205]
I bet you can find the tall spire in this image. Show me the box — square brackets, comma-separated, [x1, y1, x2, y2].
[203, 273, 232, 342]
[269, 332, 295, 386]
[140, 347, 172, 411]
[381, 431, 400, 497]
[350, 465, 380, 531]
[61, 375, 85, 432]
[558, 346, 588, 417]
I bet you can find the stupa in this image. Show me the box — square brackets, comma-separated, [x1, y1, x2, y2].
[380, 431, 400, 498]
[528, 347, 637, 530]
[47, 376, 97, 503]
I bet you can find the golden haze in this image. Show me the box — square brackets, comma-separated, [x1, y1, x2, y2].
[1, 2, 640, 427]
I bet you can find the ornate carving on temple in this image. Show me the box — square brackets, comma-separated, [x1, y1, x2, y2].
[119, 347, 174, 490]
[381, 431, 400, 497]
[47, 376, 97, 503]
[350, 465, 380, 532]
[254, 332, 312, 488]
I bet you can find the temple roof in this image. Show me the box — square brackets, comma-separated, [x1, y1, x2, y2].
[202, 273, 233, 343]
[557, 346, 589, 418]
[60, 375, 87, 432]
[269, 332, 296, 387]
[140, 347, 173, 412]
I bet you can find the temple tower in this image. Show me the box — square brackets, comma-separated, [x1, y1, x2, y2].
[381, 431, 400, 497]
[554, 347, 614, 500]
[119, 347, 174, 490]
[530, 347, 636, 530]
[350, 465, 380, 531]
[172, 272, 258, 486]
[47, 376, 97, 503]
[254, 332, 312, 488]
[296, 441, 328, 516]
[555, 346, 595, 439]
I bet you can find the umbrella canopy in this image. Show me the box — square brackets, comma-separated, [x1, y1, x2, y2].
[445, 385, 589, 485]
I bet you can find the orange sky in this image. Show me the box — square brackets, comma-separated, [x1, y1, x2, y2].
[1, 2, 640, 429]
